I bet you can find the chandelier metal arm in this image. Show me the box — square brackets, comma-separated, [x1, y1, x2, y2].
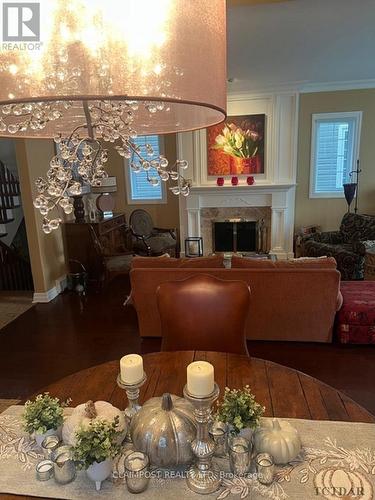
[83, 100, 95, 140]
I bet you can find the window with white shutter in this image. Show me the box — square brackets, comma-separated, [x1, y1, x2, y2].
[126, 135, 166, 204]
[309, 112, 362, 198]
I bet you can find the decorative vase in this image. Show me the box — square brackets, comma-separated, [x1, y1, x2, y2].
[247, 176, 255, 186]
[86, 459, 113, 491]
[34, 427, 61, 448]
[216, 177, 224, 187]
[238, 427, 254, 441]
[227, 426, 254, 442]
[230, 156, 258, 175]
[231, 176, 239, 186]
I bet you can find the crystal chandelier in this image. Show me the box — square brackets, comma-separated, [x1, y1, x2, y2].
[0, 0, 226, 233]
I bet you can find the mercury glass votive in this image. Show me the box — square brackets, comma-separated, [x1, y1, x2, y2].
[256, 453, 275, 485]
[41, 435, 60, 460]
[228, 436, 252, 476]
[36, 460, 54, 481]
[52, 447, 76, 485]
[209, 421, 228, 457]
[125, 451, 150, 494]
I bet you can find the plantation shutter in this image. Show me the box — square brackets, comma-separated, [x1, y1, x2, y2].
[129, 135, 162, 201]
[313, 117, 356, 195]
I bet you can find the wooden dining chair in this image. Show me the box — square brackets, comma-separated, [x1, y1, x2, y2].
[156, 274, 250, 355]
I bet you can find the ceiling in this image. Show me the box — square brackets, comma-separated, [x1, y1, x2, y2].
[227, 0, 375, 92]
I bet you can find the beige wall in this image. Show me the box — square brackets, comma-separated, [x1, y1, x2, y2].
[295, 89, 375, 231]
[106, 134, 180, 230]
[15, 139, 67, 294]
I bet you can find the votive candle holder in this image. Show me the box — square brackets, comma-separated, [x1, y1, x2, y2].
[125, 451, 150, 494]
[256, 452, 275, 485]
[209, 421, 228, 457]
[228, 436, 252, 476]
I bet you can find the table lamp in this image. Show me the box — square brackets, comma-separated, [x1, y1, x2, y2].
[92, 177, 117, 218]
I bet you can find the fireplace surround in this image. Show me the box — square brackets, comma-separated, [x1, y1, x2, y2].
[184, 189, 294, 258]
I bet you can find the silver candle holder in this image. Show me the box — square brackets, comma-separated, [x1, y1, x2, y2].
[117, 372, 147, 442]
[183, 383, 221, 495]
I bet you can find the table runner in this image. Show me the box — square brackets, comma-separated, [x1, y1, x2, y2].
[0, 406, 374, 500]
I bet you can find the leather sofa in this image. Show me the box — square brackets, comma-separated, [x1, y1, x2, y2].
[129, 255, 341, 343]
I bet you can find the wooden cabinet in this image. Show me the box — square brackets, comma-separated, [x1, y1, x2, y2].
[63, 213, 128, 279]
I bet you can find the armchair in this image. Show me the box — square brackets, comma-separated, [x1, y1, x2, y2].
[301, 213, 375, 280]
[89, 225, 134, 287]
[129, 209, 178, 257]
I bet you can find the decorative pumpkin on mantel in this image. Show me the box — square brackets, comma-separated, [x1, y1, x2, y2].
[130, 393, 196, 467]
[253, 418, 301, 464]
[62, 401, 127, 446]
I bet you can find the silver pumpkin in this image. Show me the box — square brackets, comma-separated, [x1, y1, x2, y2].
[130, 393, 196, 467]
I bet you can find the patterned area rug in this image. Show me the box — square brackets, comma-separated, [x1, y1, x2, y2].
[0, 294, 33, 332]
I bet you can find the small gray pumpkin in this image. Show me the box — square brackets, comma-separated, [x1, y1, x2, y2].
[130, 393, 196, 467]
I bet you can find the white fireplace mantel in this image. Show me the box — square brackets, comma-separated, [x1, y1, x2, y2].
[177, 91, 299, 259]
[185, 185, 295, 259]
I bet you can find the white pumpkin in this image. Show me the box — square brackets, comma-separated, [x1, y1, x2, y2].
[62, 400, 127, 446]
[253, 418, 301, 464]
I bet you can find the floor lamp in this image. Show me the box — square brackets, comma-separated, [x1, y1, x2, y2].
[343, 160, 361, 213]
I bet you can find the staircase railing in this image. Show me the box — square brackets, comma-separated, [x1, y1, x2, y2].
[0, 160, 21, 223]
[0, 239, 33, 291]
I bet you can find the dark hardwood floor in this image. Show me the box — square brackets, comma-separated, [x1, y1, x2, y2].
[0, 277, 374, 416]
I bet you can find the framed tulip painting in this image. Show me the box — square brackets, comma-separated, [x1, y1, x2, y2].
[207, 114, 265, 176]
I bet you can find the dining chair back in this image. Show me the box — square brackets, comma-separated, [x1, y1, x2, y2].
[156, 274, 250, 355]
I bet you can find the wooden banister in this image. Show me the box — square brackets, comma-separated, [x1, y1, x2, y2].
[0, 239, 33, 291]
[0, 160, 20, 223]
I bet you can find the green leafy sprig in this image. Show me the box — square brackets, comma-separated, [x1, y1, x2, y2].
[72, 416, 121, 470]
[23, 393, 71, 435]
[216, 385, 265, 435]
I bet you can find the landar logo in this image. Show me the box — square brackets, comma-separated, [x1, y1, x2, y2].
[2, 2, 40, 42]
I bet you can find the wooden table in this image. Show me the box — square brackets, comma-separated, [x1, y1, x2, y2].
[4, 351, 374, 500]
[32, 351, 375, 423]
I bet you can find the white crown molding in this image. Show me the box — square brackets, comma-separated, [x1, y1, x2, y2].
[228, 89, 300, 100]
[228, 79, 375, 97]
[33, 275, 67, 303]
[299, 79, 375, 94]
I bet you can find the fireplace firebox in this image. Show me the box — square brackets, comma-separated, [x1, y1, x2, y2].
[213, 220, 258, 253]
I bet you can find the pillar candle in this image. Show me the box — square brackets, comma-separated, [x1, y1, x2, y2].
[120, 354, 144, 384]
[187, 361, 214, 397]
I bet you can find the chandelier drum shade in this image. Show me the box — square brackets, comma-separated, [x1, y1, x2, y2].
[0, 0, 227, 233]
[0, 0, 226, 136]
